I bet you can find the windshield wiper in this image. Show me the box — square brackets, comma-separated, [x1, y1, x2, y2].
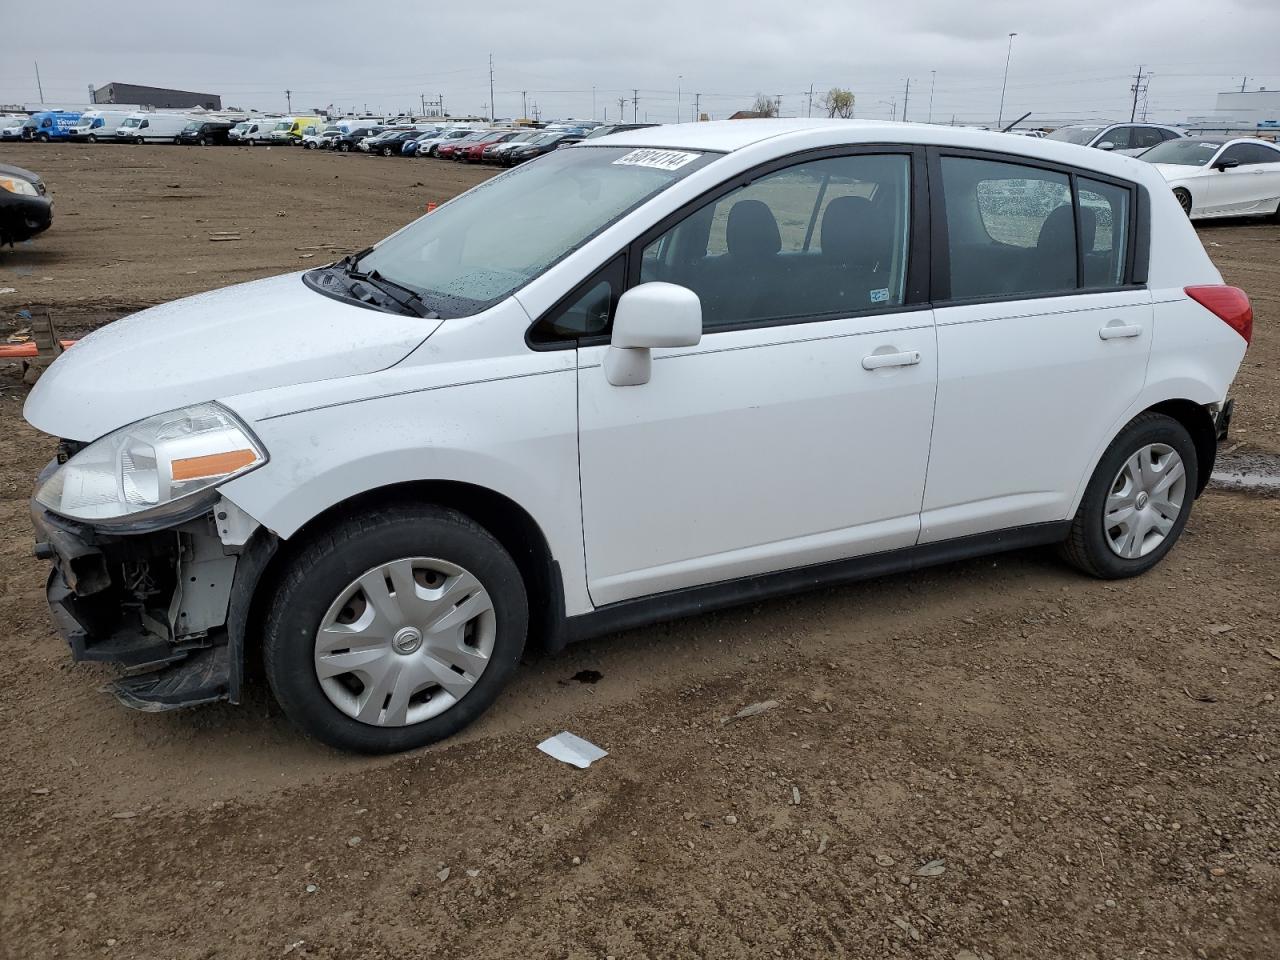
[335, 254, 438, 319]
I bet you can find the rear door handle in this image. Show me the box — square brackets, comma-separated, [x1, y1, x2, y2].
[861, 350, 921, 370]
[1099, 323, 1143, 340]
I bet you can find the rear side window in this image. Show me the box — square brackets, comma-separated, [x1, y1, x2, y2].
[940, 156, 1136, 300]
[942, 158, 1076, 298]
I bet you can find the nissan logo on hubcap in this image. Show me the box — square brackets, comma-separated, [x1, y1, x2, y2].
[392, 626, 423, 655]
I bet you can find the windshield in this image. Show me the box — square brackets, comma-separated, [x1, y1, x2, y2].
[121, 117, 142, 128]
[1139, 139, 1224, 166]
[183, 122, 200, 133]
[272, 121, 291, 131]
[1045, 125, 1104, 145]
[349, 145, 717, 318]
[233, 122, 249, 132]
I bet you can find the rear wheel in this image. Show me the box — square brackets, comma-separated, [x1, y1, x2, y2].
[1059, 413, 1197, 579]
[263, 505, 528, 754]
[1174, 188, 1193, 217]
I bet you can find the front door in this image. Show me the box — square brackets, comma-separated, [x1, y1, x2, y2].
[921, 153, 1153, 542]
[1206, 142, 1280, 216]
[574, 151, 939, 607]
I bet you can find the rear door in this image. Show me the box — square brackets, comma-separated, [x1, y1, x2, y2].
[921, 151, 1152, 542]
[566, 149, 938, 606]
[1209, 143, 1280, 215]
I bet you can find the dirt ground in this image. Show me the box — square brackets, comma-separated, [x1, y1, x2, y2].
[1, 142, 1278, 960]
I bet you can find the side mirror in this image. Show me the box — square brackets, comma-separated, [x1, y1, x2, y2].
[1214, 157, 1240, 171]
[605, 283, 702, 386]
[1096, 140, 1115, 151]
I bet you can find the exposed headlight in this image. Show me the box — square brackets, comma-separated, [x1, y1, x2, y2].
[35, 402, 266, 529]
[0, 176, 39, 197]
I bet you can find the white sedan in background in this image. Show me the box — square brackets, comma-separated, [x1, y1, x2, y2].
[1140, 136, 1280, 220]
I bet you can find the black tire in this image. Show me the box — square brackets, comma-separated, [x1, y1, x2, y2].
[381, 145, 393, 156]
[37, 133, 49, 143]
[135, 136, 145, 145]
[263, 504, 528, 754]
[87, 134, 98, 143]
[1174, 188, 1193, 217]
[339, 142, 350, 152]
[1059, 413, 1198, 579]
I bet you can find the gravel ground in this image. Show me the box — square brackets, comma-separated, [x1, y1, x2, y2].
[1, 141, 1277, 960]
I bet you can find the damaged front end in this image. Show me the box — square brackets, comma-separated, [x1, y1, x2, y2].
[34, 483, 276, 711]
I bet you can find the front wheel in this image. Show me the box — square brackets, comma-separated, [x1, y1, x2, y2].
[37, 133, 49, 142]
[87, 133, 98, 143]
[263, 505, 528, 754]
[1059, 413, 1197, 579]
[339, 142, 350, 152]
[1174, 188, 1193, 217]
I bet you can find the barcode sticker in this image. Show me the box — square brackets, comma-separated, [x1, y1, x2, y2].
[612, 149, 701, 171]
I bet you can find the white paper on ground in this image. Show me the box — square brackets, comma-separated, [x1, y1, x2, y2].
[537, 731, 608, 769]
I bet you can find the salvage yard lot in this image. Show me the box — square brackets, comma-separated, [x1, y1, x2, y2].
[1, 143, 1278, 959]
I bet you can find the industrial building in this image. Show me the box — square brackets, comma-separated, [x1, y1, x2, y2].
[92, 82, 221, 111]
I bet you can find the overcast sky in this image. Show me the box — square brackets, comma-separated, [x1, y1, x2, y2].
[4, 0, 1278, 125]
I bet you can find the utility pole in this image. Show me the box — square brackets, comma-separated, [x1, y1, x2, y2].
[807, 83, 814, 118]
[1130, 65, 1147, 122]
[420, 93, 425, 116]
[488, 53, 495, 121]
[928, 70, 936, 124]
[592, 85, 596, 121]
[522, 91, 528, 120]
[633, 89, 639, 123]
[693, 93, 701, 122]
[677, 75, 682, 123]
[774, 94, 782, 117]
[902, 77, 910, 122]
[34, 62, 44, 103]
[1240, 76, 1248, 93]
[996, 32, 1016, 129]
[285, 89, 292, 113]
[618, 97, 627, 121]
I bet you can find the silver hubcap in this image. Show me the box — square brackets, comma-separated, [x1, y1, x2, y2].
[1104, 443, 1186, 559]
[314, 557, 496, 727]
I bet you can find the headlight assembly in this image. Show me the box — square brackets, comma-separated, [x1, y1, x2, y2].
[0, 176, 39, 197]
[35, 402, 266, 529]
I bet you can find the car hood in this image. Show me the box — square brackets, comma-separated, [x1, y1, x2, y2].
[1149, 163, 1201, 183]
[0, 161, 43, 187]
[24, 272, 442, 441]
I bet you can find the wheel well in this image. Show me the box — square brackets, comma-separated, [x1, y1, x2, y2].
[245, 482, 563, 667]
[1146, 399, 1217, 496]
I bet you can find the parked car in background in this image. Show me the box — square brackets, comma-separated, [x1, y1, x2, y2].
[178, 120, 236, 146]
[116, 113, 192, 144]
[302, 125, 342, 149]
[0, 162, 52, 246]
[229, 119, 276, 145]
[332, 127, 383, 152]
[22, 121, 1251, 753]
[401, 129, 444, 156]
[1141, 136, 1280, 219]
[1006, 129, 1047, 138]
[1, 115, 29, 141]
[269, 116, 324, 144]
[584, 123, 658, 140]
[458, 130, 518, 162]
[69, 110, 134, 143]
[502, 131, 580, 165]
[1045, 123, 1184, 156]
[438, 130, 496, 160]
[414, 127, 479, 158]
[481, 130, 541, 162]
[21, 111, 82, 142]
[369, 130, 420, 156]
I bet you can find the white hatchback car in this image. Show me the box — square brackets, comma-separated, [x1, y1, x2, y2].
[26, 120, 1252, 753]
[1140, 136, 1280, 219]
[1044, 122, 1186, 156]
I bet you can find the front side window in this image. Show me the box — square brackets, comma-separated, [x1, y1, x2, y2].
[1131, 127, 1164, 150]
[639, 153, 911, 330]
[941, 157, 1076, 298]
[1100, 127, 1133, 150]
[1221, 143, 1280, 166]
[350, 146, 717, 318]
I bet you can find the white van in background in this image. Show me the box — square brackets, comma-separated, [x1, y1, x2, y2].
[115, 113, 194, 144]
[70, 110, 134, 142]
[229, 119, 276, 145]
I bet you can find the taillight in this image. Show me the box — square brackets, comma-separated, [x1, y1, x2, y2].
[1185, 285, 1253, 344]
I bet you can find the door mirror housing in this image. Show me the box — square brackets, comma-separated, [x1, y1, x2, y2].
[605, 282, 702, 386]
[1095, 140, 1115, 151]
[1214, 157, 1241, 171]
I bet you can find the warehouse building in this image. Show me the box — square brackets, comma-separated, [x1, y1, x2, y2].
[92, 82, 221, 111]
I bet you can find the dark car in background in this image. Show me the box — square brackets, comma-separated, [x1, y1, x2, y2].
[503, 132, 581, 166]
[177, 120, 236, 146]
[0, 163, 52, 246]
[333, 127, 383, 152]
[584, 122, 658, 140]
[370, 129, 419, 156]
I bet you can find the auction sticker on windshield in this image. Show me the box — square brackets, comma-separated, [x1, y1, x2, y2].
[612, 149, 701, 170]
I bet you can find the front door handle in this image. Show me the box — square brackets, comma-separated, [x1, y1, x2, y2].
[1099, 322, 1143, 340]
[861, 350, 921, 370]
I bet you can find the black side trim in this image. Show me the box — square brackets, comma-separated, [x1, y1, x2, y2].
[1131, 184, 1151, 285]
[224, 528, 279, 704]
[562, 521, 1071, 644]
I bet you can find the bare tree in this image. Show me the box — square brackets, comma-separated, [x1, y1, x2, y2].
[751, 93, 779, 117]
[820, 88, 856, 119]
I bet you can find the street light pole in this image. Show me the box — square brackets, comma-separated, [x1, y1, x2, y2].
[928, 70, 936, 124]
[677, 75, 682, 123]
[997, 32, 1017, 129]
